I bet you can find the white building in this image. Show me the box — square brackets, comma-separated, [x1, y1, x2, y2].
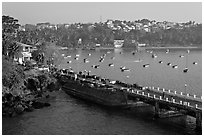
[14, 42, 37, 64]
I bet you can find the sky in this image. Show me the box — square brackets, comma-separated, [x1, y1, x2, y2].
[2, 2, 202, 25]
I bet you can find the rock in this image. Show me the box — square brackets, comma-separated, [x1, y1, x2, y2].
[15, 104, 24, 114]
[45, 95, 50, 98]
[44, 102, 51, 107]
[32, 101, 51, 109]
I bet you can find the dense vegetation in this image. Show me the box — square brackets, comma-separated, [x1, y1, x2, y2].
[2, 15, 60, 117]
[16, 19, 202, 48]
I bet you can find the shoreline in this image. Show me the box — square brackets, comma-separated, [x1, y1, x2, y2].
[143, 46, 201, 49]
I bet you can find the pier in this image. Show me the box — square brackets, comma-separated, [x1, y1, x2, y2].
[54, 68, 202, 130]
[123, 87, 202, 130]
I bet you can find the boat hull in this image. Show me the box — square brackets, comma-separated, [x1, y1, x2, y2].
[60, 75, 128, 107]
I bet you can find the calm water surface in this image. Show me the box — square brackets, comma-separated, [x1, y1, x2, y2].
[2, 47, 202, 135]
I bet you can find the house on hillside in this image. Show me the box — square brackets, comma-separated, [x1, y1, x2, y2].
[14, 42, 37, 64]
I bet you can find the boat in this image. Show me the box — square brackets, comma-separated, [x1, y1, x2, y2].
[57, 70, 128, 107]
[183, 68, 188, 73]
[114, 40, 124, 48]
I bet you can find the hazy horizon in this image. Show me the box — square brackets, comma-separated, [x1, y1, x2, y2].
[2, 2, 202, 25]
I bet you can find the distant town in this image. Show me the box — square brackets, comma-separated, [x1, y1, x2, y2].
[18, 18, 202, 48]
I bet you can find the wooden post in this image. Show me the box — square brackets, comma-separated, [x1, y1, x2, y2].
[187, 93, 189, 97]
[159, 96, 162, 100]
[196, 111, 202, 130]
[154, 101, 160, 118]
[147, 93, 150, 97]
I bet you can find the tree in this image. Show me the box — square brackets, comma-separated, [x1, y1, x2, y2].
[2, 15, 20, 57]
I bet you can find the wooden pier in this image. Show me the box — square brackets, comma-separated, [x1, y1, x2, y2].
[122, 86, 202, 130]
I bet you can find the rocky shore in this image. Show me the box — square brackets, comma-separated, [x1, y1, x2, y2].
[2, 68, 61, 117]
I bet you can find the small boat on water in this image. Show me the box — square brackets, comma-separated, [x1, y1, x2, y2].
[83, 58, 89, 63]
[99, 58, 104, 62]
[121, 69, 130, 72]
[179, 55, 184, 58]
[120, 66, 126, 70]
[91, 64, 100, 69]
[193, 62, 198, 65]
[172, 65, 178, 69]
[183, 68, 188, 73]
[67, 61, 72, 64]
[152, 54, 157, 58]
[108, 63, 114, 67]
[167, 63, 172, 66]
[88, 53, 91, 56]
[111, 57, 115, 60]
[166, 49, 169, 53]
[159, 61, 163, 64]
[143, 64, 150, 68]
